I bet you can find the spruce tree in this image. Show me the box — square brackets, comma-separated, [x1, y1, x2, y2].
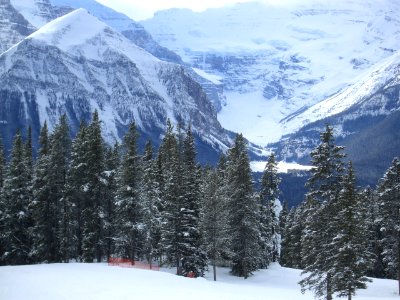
[115, 122, 142, 261]
[377, 158, 400, 294]
[180, 127, 207, 277]
[81, 111, 106, 262]
[227, 134, 261, 278]
[200, 159, 230, 281]
[31, 122, 57, 262]
[103, 143, 120, 260]
[330, 163, 372, 299]
[158, 120, 183, 274]
[0, 135, 6, 264]
[2, 130, 33, 264]
[141, 141, 162, 268]
[260, 152, 281, 264]
[300, 124, 346, 300]
[66, 121, 89, 260]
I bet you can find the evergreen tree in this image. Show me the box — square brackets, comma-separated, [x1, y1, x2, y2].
[141, 141, 162, 268]
[200, 158, 230, 281]
[260, 152, 281, 264]
[66, 121, 89, 261]
[81, 111, 106, 262]
[103, 143, 120, 260]
[377, 158, 400, 294]
[31, 122, 56, 262]
[180, 127, 207, 277]
[300, 124, 346, 300]
[2, 130, 33, 264]
[49, 115, 71, 262]
[330, 163, 372, 299]
[115, 122, 142, 261]
[158, 120, 184, 274]
[227, 134, 261, 278]
[0, 135, 7, 264]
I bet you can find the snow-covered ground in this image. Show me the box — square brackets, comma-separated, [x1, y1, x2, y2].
[0, 262, 397, 300]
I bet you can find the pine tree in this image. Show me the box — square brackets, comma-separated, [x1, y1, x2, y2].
[103, 143, 120, 260]
[158, 120, 184, 274]
[66, 121, 89, 261]
[81, 111, 106, 262]
[2, 130, 33, 264]
[260, 152, 281, 265]
[330, 163, 372, 299]
[31, 122, 58, 262]
[0, 135, 7, 264]
[180, 127, 207, 277]
[49, 115, 71, 262]
[200, 158, 230, 281]
[227, 134, 261, 278]
[377, 158, 400, 294]
[140, 141, 162, 268]
[115, 122, 142, 261]
[300, 124, 346, 300]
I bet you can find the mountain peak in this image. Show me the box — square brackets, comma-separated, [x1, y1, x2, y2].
[28, 8, 105, 50]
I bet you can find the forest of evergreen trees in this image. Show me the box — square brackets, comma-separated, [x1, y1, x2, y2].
[0, 113, 399, 300]
[0, 112, 280, 280]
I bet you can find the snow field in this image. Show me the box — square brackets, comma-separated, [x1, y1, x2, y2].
[0, 262, 398, 300]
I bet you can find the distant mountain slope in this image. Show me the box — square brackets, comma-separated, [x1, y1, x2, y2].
[141, 1, 400, 145]
[271, 50, 400, 185]
[0, 9, 230, 162]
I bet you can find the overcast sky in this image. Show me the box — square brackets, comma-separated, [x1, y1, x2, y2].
[95, 0, 304, 21]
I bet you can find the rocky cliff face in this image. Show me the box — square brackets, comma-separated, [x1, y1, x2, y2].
[0, 9, 230, 162]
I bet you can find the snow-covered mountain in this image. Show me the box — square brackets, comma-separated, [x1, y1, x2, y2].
[270, 49, 400, 184]
[0, 8, 230, 161]
[141, 0, 400, 146]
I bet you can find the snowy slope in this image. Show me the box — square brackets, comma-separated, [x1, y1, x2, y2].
[0, 263, 397, 300]
[282, 50, 400, 134]
[0, 8, 229, 155]
[142, 0, 400, 145]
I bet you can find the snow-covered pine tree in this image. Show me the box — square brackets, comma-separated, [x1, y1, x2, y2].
[114, 122, 143, 261]
[49, 114, 71, 262]
[360, 187, 385, 278]
[141, 141, 162, 268]
[158, 120, 183, 274]
[103, 143, 120, 260]
[200, 158, 230, 281]
[180, 126, 207, 277]
[2, 130, 33, 264]
[330, 163, 372, 300]
[260, 152, 281, 264]
[377, 158, 400, 294]
[31, 122, 58, 262]
[0, 135, 6, 264]
[65, 121, 89, 260]
[299, 124, 346, 300]
[81, 111, 107, 262]
[227, 133, 261, 278]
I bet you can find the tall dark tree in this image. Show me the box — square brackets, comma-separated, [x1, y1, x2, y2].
[103, 143, 120, 260]
[227, 134, 261, 278]
[300, 124, 346, 300]
[330, 163, 372, 300]
[141, 141, 162, 268]
[180, 127, 207, 277]
[2, 130, 33, 264]
[158, 120, 183, 274]
[200, 158, 230, 281]
[81, 111, 106, 262]
[0, 135, 6, 264]
[260, 152, 281, 265]
[115, 122, 142, 261]
[377, 158, 400, 294]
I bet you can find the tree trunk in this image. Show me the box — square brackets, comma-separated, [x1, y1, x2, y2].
[397, 232, 400, 295]
[213, 262, 217, 281]
[326, 273, 332, 300]
[348, 288, 351, 300]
